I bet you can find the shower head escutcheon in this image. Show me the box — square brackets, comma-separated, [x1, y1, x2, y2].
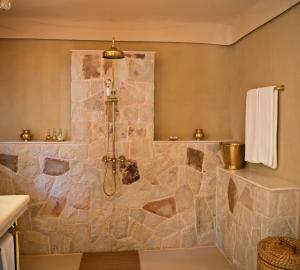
[103, 38, 125, 59]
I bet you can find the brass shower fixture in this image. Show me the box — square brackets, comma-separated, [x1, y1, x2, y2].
[102, 38, 126, 197]
[103, 38, 125, 59]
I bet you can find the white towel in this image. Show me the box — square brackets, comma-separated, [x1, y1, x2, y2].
[0, 233, 15, 270]
[245, 86, 278, 168]
[245, 88, 260, 163]
[258, 86, 278, 168]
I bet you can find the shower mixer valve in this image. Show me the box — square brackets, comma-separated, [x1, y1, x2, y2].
[102, 155, 127, 174]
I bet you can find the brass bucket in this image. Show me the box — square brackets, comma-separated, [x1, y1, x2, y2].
[221, 142, 245, 170]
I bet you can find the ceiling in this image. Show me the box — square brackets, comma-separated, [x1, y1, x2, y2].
[0, 0, 299, 44]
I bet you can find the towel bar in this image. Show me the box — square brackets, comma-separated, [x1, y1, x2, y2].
[274, 85, 284, 91]
[7, 222, 20, 270]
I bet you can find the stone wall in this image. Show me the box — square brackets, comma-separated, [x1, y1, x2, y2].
[0, 50, 224, 255]
[216, 168, 299, 270]
[0, 141, 222, 254]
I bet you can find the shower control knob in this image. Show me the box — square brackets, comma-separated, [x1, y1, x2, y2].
[102, 156, 109, 163]
[118, 155, 126, 162]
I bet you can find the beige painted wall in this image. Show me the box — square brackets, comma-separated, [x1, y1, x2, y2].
[0, 40, 232, 141]
[230, 4, 300, 183]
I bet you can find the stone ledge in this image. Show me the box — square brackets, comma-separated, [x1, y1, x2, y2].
[0, 141, 76, 144]
[218, 167, 300, 191]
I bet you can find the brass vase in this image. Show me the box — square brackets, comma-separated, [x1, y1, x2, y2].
[194, 129, 204, 140]
[20, 129, 33, 142]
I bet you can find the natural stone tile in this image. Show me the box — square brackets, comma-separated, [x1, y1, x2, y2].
[228, 178, 238, 213]
[185, 167, 202, 194]
[120, 159, 140, 185]
[154, 217, 178, 238]
[89, 234, 117, 252]
[72, 121, 91, 142]
[43, 158, 70, 176]
[141, 158, 176, 185]
[239, 187, 253, 211]
[175, 184, 193, 212]
[0, 153, 18, 172]
[129, 139, 152, 160]
[143, 212, 166, 228]
[70, 224, 91, 252]
[139, 105, 154, 123]
[84, 94, 104, 112]
[110, 208, 129, 239]
[122, 106, 139, 122]
[119, 82, 145, 106]
[143, 235, 161, 250]
[195, 196, 215, 236]
[68, 184, 90, 210]
[77, 210, 90, 224]
[202, 146, 223, 172]
[49, 232, 66, 253]
[245, 244, 257, 270]
[88, 141, 106, 160]
[162, 232, 180, 249]
[19, 231, 50, 255]
[180, 209, 196, 227]
[89, 79, 103, 96]
[59, 144, 88, 160]
[49, 176, 70, 198]
[33, 175, 55, 201]
[253, 187, 270, 217]
[186, 148, 204, 171]
[102, 58, 112, 75]
[158, 166, 178, 193]
[128, 125, 147, 138]
[90, 209, 107, 242]
[130, 209, 146, 223]
[220, 214, 235, 262]
[197, 230, 215, 246]
[129, 220, 152, 243]
[60, 206, 78, 226]
[90, 121, 106, 142]
[181, 226, 197, 248]
[18, 155, 41, 179]
[233, 227, 250, 267]
[199, 172, 215, 196]
[40, 144, 60, 157]
[82, 54, 101, 79]
[115, 237, 141, 251]
[18, 210, 32, 231]
[0, 170, 14, 195]
[32, 217, 58, 235]
[41, 196, 67, 217]
[11, 173, 33, 196]
[143, 197, 176, 218]
[262, 217, 296, 238]
[28, 202, 45, 217]
[71, 81, 91, 102]
[128, 56, 154, 82]
[277, 191, 298, 217]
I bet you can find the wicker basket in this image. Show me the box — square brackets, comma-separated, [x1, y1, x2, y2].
[258, 237, 300, 270]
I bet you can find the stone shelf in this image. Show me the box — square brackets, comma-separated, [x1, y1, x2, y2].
[218, 167, 300, 191]
[154, 140, 234, 144]
[0, 141, 75, 144]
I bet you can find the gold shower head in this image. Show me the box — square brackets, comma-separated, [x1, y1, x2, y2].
[103, 38, 125, 59]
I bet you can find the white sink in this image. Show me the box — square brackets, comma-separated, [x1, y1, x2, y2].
[0, 195, 30, 237]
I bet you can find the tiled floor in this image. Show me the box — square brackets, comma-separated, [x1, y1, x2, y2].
[20, 247, 233, 270]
